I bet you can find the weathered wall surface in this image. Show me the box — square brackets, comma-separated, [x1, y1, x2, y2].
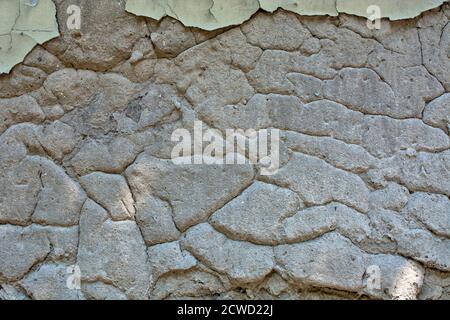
[126, 0, 449, 29]
[0, 0, 450, 300]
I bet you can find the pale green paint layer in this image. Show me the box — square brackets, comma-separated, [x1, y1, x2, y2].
[126, 0, 448, 30]
[260, 0, 338, 16]
[127, 0, 261, 30]
[1, 0, 447, 74]
[0, 0, 59, 74]
[337, 0, 448, 20]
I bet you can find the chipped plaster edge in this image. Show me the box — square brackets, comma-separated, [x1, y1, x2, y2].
[0, 0, 60, 75]
[125, 0, 449, 31]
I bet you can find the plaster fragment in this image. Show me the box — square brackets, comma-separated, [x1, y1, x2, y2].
[126, 0, 261, 31]
[259, 0, 338, 16]
[0, 0, 59, 74]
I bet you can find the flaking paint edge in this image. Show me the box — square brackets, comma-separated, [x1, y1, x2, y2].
[125, 0, 448, 30]
[0, 0, 59, 75]
[1, 0, 448, 74]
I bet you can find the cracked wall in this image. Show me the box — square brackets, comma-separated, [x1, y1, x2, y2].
[0, 1, 450, 300]
[125, 0, 450, 30]
[2, 0, 448, 73]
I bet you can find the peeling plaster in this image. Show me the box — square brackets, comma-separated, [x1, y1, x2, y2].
[126, 0, 449, 30]
[0, 0, 59, 74]
[260, 0, 338, 16]
[126, 0, 262, 31]
[337, 0, 449, 20]
[0, 0, 448, 75]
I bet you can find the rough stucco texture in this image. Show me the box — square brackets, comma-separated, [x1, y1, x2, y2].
[0, 1, 450, 300]
[1, 1, 448, 74]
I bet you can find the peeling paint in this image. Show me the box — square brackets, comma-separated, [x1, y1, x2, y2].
[260, 0, 338, 16]
[0, 0, 59, 74]
[126, 0, 449, 30]
[126, 0, 261, 30]
[337, 0, 448, 21]
[1, 0, 448, 75]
